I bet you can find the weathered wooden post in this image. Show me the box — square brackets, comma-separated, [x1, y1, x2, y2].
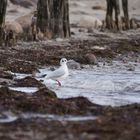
[0, 0, 7, 27]
[105, 0, 131, 30]
[122, 0, 130, 29]
[106, 0, 113, 29]
[63, 0, 70, 37]
[114, 0, 120, 30]
[106, 0, 120, 30]
[37, 0, 51, 37]
[37, 0, 70, 39]
[0, 0, 7, 45]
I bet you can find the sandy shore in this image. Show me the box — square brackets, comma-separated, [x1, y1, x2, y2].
[6, 0, 140, 24]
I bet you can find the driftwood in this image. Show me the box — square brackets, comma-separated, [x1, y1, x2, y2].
[37, 0, 70, 39]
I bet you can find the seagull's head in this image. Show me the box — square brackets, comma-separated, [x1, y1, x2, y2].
[60, 58, 67, 66]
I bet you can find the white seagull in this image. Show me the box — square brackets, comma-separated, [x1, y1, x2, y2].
[42, 58, 69, 86]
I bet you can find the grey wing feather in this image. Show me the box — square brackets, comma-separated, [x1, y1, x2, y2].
[47, 67, 65, 79]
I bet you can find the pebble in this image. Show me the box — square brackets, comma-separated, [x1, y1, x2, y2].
[85, 53, 98, 64]
[67, 60, 81, 70]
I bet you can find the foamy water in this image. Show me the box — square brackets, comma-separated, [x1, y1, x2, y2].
[13, 61, 140, 107]
[0, 112, 96, 123]
[21, 113, 96, 122]
[9, 87, 38, 93]
[0, 112, 18, 123]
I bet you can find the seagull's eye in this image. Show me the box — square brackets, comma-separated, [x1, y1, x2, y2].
[62, 60, 64, 62]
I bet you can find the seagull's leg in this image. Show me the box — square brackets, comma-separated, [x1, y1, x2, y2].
[56, 80, 61, 86]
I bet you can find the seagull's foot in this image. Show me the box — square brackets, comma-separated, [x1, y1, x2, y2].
[56, 80, 61, 86]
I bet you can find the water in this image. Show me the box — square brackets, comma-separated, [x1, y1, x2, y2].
[0, 112, 96, 123]
[9, 87, 38, 93]
[13, 61, 140, 107]
[21, 113, 96, 122]
[0, 112, 18, 123]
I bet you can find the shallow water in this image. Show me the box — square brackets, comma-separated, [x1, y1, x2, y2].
[21, 113, 96, 122]
[0, 112, 18, 123]
[0, 112, 96, 123]
[9, 87, 38, 93]
[14, 61, 140, 107]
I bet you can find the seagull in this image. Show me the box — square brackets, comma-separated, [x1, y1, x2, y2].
[41, 58, 69, 86]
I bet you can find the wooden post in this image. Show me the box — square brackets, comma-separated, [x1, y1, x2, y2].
[37, 0, 50, 36]
[105, 0, 120, 30]
[113, 0, 120, 30]
[122, 0, 130, 29]
[37, 0, 70, 39]
[62, 0, 70, 37]
[52, 0, 64, 38]
[0, 0, 7, 27]
[106, 0, 113, 29]
[0, 0, 7, 45]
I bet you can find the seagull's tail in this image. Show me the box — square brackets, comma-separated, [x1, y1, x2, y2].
[37, 74, 47, 78]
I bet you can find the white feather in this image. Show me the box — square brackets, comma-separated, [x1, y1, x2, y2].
[45, 58, 69, 81]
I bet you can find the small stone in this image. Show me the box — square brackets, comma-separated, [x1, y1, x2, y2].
[85, 53, 97, 64]
[79, 28, 85, 32]
[127, 65, 135, 71]
[71, 31, 75, 35]
[56, 38, 64, 42]
[67, 59, 81, 69]
[81, 65, 90, 69]
[87, 28, 94, 33]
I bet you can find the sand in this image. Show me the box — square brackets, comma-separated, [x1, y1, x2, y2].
[6, 0, 140, 25]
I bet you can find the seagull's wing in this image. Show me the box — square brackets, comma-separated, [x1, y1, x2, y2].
[46, 66, 65, 79]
